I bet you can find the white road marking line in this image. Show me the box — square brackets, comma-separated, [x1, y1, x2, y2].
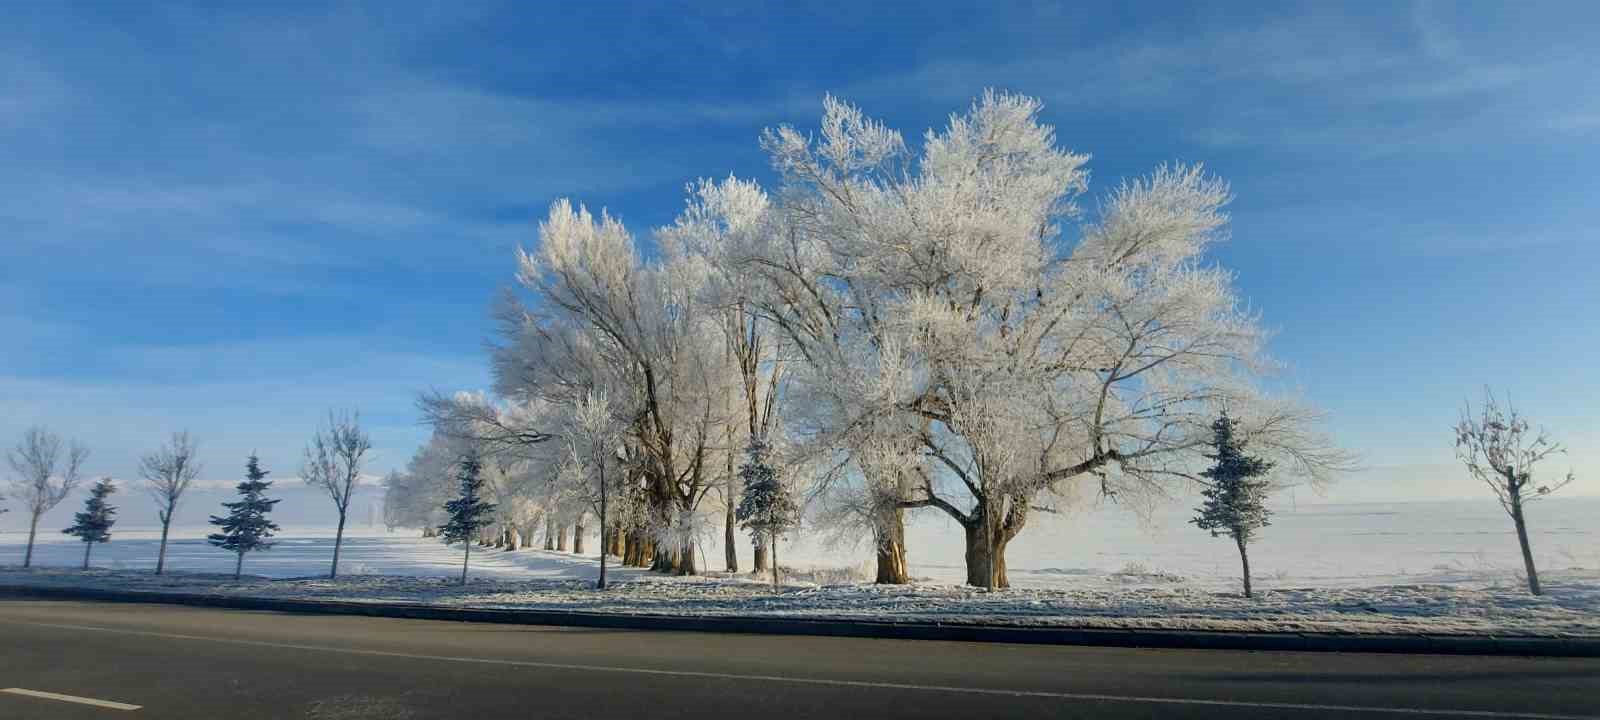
[3, 619, 1594, 720]
[2, 687, 141, 710]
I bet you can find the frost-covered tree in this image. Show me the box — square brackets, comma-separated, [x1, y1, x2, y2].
[208, 455, 281, 579]
[63, 477, 117, 569]
[302, 410, 370, 579]
[660, 176, 788, 574]
[7, 426, 89, 568]
[495, 200, 739, 575]
[735, 438, 799, 590]
[1191, 412, 1274, 598]
[138, 431, 201, 575]
[561, 389, 626, 587]
[743, 92, 1350, 588]
[440, 451, 497, 585]
[1453, 389, 1575, 595]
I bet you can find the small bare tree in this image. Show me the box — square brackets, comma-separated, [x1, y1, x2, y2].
[7, 427, 90, 567]
[303, 410, 371, 579]
[139, 431, 202, 575]
[1453, 388, 1576, 595]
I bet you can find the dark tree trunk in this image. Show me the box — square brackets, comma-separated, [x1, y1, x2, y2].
[1236, 535, 1254, 598]
[752, 535, 769, 574]
[460, 538, 471, 585]
[23, 512, 40, 568]
[770, 530, 780, 591]
[651, 544, 679, 573]
[1510, 495, 1542, 595]
[725, 502, 739, 573]
[574, 521, 587, 555]
[156, 516, 173, 575]
[234, 550, 244, 580]
[676, 538, 697, 576]
[82, 542, 92, 570]
[544, 518, 556, 550]
[875, 507, 910, 584]
[329, 512, 347, 579]
[961, 518, 1013, 590]
[557, 525, 569, 552]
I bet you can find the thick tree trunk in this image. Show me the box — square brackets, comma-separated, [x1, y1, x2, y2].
[962, 520, 1012, 589]
[676, 538, 697, 576]
[1236, 536, 1254, 598]
[82, 542, 92, 570]
[23, 512, 40, 568]
[156, 518, 173, 575]
[752, 535, 769, 574]
[234, 550, 244, 580]
[1511, 496, 1542, 595]
[329, 512, 347, 579]
[623, 528, 641, 566]
[557, 525, 569, 552]
[574, 521, 587, 555]
[652, 544, 679, 573]
[493, 528, 504, 548]
[544, 518, 556, 550]
[506, 528, 519, 551]
[874, 507, 910, 584]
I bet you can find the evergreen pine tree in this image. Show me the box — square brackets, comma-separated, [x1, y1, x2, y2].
[734, 439, 799, 590]
[1192, 411, 1276, 598]
[439, 452, 496, 585]
[208, 455, 281, 579]
[63, 477, 118, 570]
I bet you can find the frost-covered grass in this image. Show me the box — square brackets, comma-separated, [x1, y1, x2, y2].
[3, 562, 1596, 637]
[3, 499, 1597, 637]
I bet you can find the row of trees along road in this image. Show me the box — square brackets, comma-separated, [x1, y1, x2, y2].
[4, 415, 354, 578]
[399, 91, 1357, 591]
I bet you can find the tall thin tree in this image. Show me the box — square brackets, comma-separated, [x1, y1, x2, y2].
[63, 477, 118, 569]
[139, 431, 202, 575]
[1192, 412, 1276, 598]
[1453, 389, 1575, 595]
[208, 455, 281, 579]
[8, 426, 90, 568]
[439, 452, 496, 585]
[302, 410, 371, 579]
[735, 438, 799, 590]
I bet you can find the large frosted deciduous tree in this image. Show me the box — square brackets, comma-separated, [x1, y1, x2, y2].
[302, 410, 371, 579]
[1453, 389, 1575, 595]
[496, 201, 735, 575]
[139, 431, 201, 575]
[7, 426, 89, 568]
[744, 92, 1349, 588]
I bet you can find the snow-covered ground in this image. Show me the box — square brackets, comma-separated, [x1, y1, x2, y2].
[1, 498, 1596, 636]
[6, 497, 1596, 590]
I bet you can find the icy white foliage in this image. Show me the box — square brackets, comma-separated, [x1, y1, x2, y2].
[739, 91, 1351, 588]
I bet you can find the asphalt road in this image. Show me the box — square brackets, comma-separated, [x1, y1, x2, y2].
[0, 599, 1596, 719]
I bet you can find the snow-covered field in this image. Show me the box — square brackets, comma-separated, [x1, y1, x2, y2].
[2, 498, 1595, 636]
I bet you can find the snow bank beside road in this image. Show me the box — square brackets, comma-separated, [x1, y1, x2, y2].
[3, 560, 1595, 638]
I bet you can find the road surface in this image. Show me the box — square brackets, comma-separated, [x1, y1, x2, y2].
[0, 598, 1596, 719]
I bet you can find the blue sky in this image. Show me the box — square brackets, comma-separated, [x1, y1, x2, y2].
[2, 1, 1596, 504]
